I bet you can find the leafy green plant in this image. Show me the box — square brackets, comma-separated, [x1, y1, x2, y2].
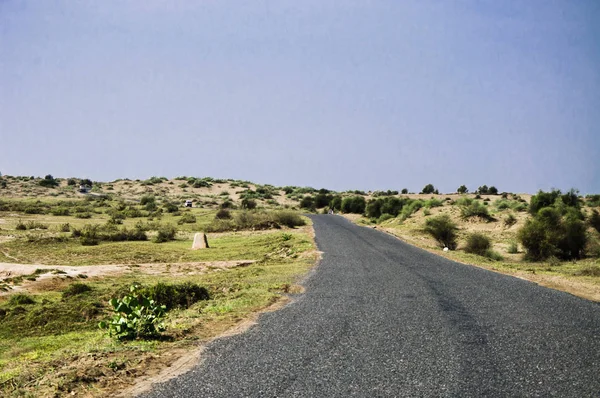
[424, 215, 458, 249]
[99, 284, 166, 340]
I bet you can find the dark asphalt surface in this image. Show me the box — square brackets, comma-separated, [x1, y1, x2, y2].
[143, 215, 600, 397]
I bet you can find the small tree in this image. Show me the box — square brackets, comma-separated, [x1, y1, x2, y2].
[488, 186, 498, 195]
[401, 188, 408, 194]
[477, 185, 489, 195]
[421, 184, 436, 195]
[457, 185, 468, 194]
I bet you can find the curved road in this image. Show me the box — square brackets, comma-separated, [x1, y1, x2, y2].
[144, 215, 600, 397]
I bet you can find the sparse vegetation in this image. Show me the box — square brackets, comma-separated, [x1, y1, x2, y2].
[424, 215, 458, 250]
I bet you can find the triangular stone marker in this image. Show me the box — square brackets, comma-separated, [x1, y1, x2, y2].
[192, 233, 209, 249]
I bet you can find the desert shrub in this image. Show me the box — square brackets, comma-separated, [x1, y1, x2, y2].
[59, 223, 71, 232]
[507, 241, 519, 254]
[163, 201, 179, 213]
[366, 199, 383, 218]
[423, 209, 431, 216]
[8, 294, 36, 306]
[142, 282, 210, 311]
[504, 213, 517, 227]
[300, 196, 315, 211]
[103, 227, 148, 242]
[241, 198, 257, 210]
[464, 233, 491, 256]
[153, 225, 177, 243]
[399, 199, 424, 221]
[79, 224, 100, 246]
[75, 212, 92, 219]
[589, 210, 600, 233]
[15, 220, 26, 230]
[25, 221, 48, 230]
[586, 194, 600, 207]
[376, 214, 393, 223]
[39, 175, 59, 188]
[518, 207, 587, 261]
[460, 201, 492, 221]
[204, 219, 236, 232]
[66, 178, 77, 186]
[314, 193, 332, 208]
[453, 197, 473, 207]
[216, 209, 232, 220]
[122, 206, 145, 218]
[328, 196, 342, 212]
[62, 283, 92, 298]
[457, 185, 468, 194]
[273, 211, 305, 228]
[424, 215, 458, 249]
[341, 196, 366, 214]
[140, 195, 155, 206]
[575, 266, 600, 277]
[529, 189, 575, 215]
[484, 250, 503, 261]
[220, 200, 235, 209]
[50, 207, 71, 216]
[424, 198, 443, 208]
[178, 213, 197, 224]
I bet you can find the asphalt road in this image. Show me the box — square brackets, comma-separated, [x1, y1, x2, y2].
[143, 215, 600, 397]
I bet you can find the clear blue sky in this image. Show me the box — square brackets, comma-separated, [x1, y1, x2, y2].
[1, 1, 599, 194]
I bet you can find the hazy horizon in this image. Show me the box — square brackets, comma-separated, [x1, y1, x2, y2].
[2, 1, 599, 194]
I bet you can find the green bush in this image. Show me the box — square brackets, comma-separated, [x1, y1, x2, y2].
[421, 184, 437, 194]
[460, 201, 493, 221]
[589, 210, 600, 233]
[99, 284, 166, 340]
[399, 200, 424, 221]
[178, 213, 197, 224]
[518, 207, 587, 261]
[378, 213, 394, 223]
[424, 198, 443, 208]
[464, 233, 491, 256]
[39, 175, 59, 188]
[62, 283, 92, 298]
[329, 196, 342, 212]
[8, 294, 35, 306]
[153, 225, 177, 243]
[507, 241, 519, 254]
[142, 282, 210, 311]
[216, 209, 232, 220]
[457, 185, 468, 194]
[272, 211, 305, 228]
[341, 196, 366, 214]
[424, 215, 458, 249]
[241, 198, 257, 210]
[300, 196, 315, 211]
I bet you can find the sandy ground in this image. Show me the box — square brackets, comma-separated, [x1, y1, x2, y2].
[0, 260, 255, 295]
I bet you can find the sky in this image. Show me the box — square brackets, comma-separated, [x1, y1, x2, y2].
[1, 0, 599, 194]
